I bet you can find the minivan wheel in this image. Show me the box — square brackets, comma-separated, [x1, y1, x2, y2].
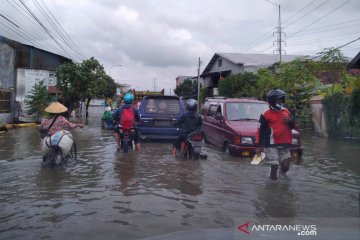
[203, 133, 209, 144]
[223, 143, 230, 155]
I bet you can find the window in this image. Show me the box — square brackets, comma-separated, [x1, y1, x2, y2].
[201, 101, 210, 115]
[218, 59, 222, 67]
[225, 102, 268, 121]
[145, 98, 180, 114]
[208, 104, 218, 116]
[0, 90, 11, 113]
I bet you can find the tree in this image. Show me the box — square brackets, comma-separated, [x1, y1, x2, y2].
[218, 72, 258, 98]
[56, 57, 117, 117]
[174, 79, 198, 99]
[277, 57, 319, 110]
[317, 48, 349, 94]
[257, 68, 280, 100]
[56, 61, 82, 115]
[25, 80, 53, 121]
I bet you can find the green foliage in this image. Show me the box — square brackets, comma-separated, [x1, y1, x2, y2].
[257, 68, 280, 100]
[317, 48, 349, 94]
[278, 57, 319, 110]
[80, 57, 115, 99]
[56, 61, 82, 112]
[199, 87, 210, 103]
[25, 80, 52, 121]
[56, 57, 116, 116]
[323, 91, 360, 137]
[350, 89, 360, 121]
[218, 72, 258, 98]
[174, 79, 198, 99]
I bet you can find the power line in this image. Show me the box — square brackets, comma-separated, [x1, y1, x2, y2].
[37, 0, 85, 60]
[282, 0, 318, 25]
[5, 0, 49, 39]
[289, 18, 360, 33]
[336, 36, 360, 49]
[288, 0, 352, 39]
[4, 0, 82, 60]
[0, 13, 19, 28]
[31, 0, 82, 61]
[310, 36, 360, 59]
[239, 0, 326, 54]
[287, 33, 360, 46]
[288, 23, 360, 36]
[18, 0, 74, 60]
[1, 1, 68, 55]
[283, 0, 330, 29]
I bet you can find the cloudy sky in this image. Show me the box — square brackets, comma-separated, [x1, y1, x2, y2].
[1, 0, 359, 92]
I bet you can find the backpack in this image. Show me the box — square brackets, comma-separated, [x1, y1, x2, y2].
[120, 107, 135, 130]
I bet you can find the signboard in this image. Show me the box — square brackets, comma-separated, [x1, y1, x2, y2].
[15, 68, 56, 122]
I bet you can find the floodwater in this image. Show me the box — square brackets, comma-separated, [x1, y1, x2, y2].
[0, 107, 359, 239]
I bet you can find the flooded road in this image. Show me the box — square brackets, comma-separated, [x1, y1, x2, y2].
[0, 108, 359, 239]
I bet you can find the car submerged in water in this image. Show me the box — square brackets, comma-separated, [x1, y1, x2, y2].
[201, 97, 303, 158]
[137, 95, 185, 140]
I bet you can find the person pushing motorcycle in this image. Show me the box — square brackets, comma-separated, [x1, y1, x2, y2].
[113, 93, 141, 151]
[172, 99, 202, 157]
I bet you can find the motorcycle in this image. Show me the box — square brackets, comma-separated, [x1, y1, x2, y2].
[41, 130, 77, 167]
[118, 125, 136, 153]
[180, 130, 207, 160]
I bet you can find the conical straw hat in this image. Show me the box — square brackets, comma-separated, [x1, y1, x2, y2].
[45, 102, 68, 114]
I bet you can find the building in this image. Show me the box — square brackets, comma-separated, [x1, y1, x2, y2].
[201, 53, 300, 94]
[348, 51, 360, 75]
[176, 75, 204, 88]
[0, 36, 72, 124]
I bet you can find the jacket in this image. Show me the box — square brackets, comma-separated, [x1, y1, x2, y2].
[257, 108, 295, 147]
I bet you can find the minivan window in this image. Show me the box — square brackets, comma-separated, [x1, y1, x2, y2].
[201, 101, 211, 115]
[208, 104, 218, 116]
[145, 98, 181, 114]
[226, 102, 268, 121]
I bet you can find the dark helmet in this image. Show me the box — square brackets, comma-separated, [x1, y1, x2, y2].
[267, 89, 286, 110]
[123, 93, 134, 104]
[186, 99, 198, 111]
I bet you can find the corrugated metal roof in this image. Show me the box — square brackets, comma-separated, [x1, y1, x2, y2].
[0, 35, 71, 61]
[348, 51, 360, 69]
[201, 52, 305, 75]
[217, 52, 301, 66]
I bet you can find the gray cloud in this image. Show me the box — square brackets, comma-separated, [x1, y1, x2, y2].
[1, 0, 358, 90]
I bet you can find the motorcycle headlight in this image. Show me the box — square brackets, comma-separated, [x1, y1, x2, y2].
[292, 138, 299, 145]
[241, 136, 253, 144]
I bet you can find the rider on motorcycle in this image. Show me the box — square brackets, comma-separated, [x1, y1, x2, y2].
[172, 99, 202, 157]
[113, 93, 141, 151]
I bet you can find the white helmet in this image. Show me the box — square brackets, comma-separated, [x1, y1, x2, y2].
[186, 99, 198, 111]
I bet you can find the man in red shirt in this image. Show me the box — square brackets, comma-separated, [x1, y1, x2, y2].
[257, 89, 296, 180]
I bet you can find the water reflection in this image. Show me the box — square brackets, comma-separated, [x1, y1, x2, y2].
[115, 152, 139, 196]
[1, 115, 360, 239]
[254, 179, 297, 219]
[177, 161, 203, 197]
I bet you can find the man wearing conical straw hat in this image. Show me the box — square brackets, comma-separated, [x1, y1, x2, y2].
[41, 102, 83, 136]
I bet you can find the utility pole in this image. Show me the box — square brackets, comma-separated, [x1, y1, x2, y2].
[267, 1, 286, 63]
[197, 57, 201, 113]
